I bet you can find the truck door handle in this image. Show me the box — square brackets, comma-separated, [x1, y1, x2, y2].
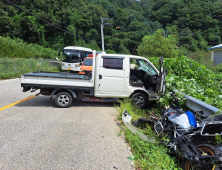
[99, 74, 102, 79]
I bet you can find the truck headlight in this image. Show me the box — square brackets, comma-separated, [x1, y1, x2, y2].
[76, 63, 80, 67]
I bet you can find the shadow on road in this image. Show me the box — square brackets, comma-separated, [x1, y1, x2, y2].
[16, 95, 116, 108]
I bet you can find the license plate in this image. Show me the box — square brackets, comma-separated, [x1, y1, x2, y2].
[68, 68, 71, 70]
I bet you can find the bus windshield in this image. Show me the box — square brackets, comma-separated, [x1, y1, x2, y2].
[63, 50, 80, 63]
[62, 50, 93, 63]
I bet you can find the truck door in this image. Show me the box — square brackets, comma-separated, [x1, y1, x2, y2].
[156, 57, 166, 96]
[98, 56, 125, 94]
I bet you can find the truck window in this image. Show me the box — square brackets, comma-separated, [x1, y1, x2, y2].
[130, 59, 156, 74]
[103, 58, 123, 70]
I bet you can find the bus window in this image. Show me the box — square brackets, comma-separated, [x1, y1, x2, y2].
[62, 49, 93, 63]
[86, 51, 93, 56]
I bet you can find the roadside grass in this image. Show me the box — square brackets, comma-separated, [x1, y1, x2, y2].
[0, 58, 60, 80]
[116, 99, 162, 121]
[116, 100, 181, 170]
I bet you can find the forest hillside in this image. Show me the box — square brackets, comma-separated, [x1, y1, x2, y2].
[1, 0, 222, 55]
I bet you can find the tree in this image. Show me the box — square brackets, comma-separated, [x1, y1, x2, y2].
[64, 25, 76, 46]
[1, 0, 222, 55]
[138, 29, 178, 58]
[128, 21, 146, 31]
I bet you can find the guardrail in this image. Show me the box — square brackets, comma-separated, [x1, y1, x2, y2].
[173, 89, 221, 117]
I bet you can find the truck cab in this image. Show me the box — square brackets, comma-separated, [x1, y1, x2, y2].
[21, 51, 165, 109]
[93, 54, 165, 108]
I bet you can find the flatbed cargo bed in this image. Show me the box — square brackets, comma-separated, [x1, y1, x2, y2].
[21, 71, 94, 91]
[23, 71, 92, 80]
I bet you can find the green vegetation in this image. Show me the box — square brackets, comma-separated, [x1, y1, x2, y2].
[149, 56, 222, 109]
[0, 36, 58, 59]
[1, 0, 222, 55]
[138, 29, 178, 58]
[117, 100, 181, 170]
[216, 63, 222, 73]
[186, 50, 215, 71]
[0, 36, 60, 79]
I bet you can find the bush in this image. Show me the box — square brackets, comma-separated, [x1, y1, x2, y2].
[149, 56, 222, 109]
[0, 36, 58, 59]
[138, 29, 178, 58]
[215, 63, 222, 73]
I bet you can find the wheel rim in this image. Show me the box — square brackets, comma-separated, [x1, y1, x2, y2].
[58, 95, 70, 106]
[133, 96, 145, 108]
[185, 148, 216, 170]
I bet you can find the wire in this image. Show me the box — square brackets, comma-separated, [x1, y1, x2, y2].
[12, 0, 68, 28]
[6, 0, 100, 43]
[5, 0, 152, 52]
[13, 0, 101, 36]
[7, 0, 125, 48]
[9, 0, 145, 48]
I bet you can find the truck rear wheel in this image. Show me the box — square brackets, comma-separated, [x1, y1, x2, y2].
[130, 92, 147, 109]
[55, 92, 73, 108]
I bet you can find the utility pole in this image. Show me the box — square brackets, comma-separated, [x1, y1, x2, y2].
[101, 18, 105, 52]
[101, 18, 110, 52]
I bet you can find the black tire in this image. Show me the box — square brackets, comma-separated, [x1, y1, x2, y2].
[184, 144, 222, 170]
[130, 92, 147, 109]
[55, 92, 73, 108]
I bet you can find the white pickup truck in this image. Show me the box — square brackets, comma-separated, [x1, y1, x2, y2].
[21, 51, 166, 109]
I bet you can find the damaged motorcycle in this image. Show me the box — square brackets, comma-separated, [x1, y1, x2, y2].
[123, 92, 222, 170]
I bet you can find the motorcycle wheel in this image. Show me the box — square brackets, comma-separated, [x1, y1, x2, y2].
[184, 144, 222, 170]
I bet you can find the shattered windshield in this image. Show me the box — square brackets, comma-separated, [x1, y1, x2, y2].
[138, 60, 157, 74]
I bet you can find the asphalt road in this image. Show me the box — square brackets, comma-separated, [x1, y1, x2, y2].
[0, 79, 133, 170]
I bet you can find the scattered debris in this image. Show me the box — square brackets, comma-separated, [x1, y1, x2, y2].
[127, 155, 135, 161]
[122, 110, 155, 143]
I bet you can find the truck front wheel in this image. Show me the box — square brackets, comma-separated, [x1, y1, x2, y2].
[130, 92, 147, 109]
[55, 92, 73, 108]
